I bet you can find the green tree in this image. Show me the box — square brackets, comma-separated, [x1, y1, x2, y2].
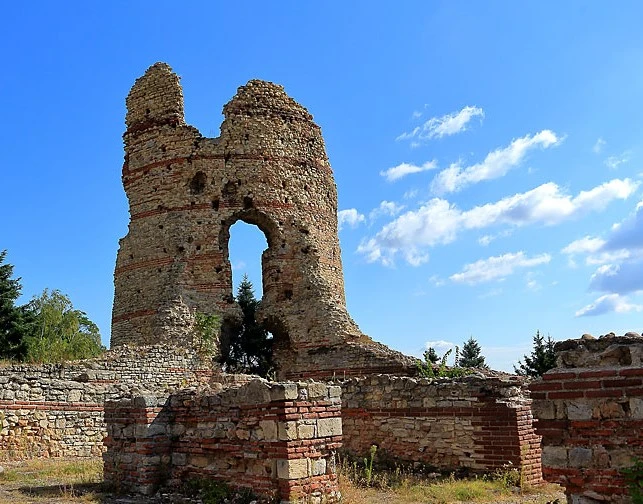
[514, 330, 556, 377]
[221, 275, 273, 377]
[424, 347, 440, 364]
[24, 289, 104, 363]
[459, 336, 487, 368]
[0, 250, 33, 360]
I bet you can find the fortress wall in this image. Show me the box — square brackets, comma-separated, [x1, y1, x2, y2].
[530, 333, 643, 503]
[0, 344, 216, 460]
[103, 380, 342, 503]
[341, 374, 542, 485]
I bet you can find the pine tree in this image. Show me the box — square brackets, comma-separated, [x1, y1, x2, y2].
[459, 336, 487, 368]
[514, 330, 556, 377]
[0, 250, 31, 360]
[221, 275, 273, 377]
[424, 347, 440, 364]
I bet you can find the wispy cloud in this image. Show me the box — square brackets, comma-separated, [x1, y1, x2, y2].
[380, 160, 438, 182]
[605, 151, 631, 170]
[449, 252, 551, 285]
[431, 130, 561, 195]
[397, 105, 484, 143]
[338, 209, 365, 230]
[369, 201, 405, 221]
[575, 293, 643, 317]
[358, 178, 639, 266]
[593, 137, 606, 154]
[424, 340, 456, 354]
[562, 236, 606, 255]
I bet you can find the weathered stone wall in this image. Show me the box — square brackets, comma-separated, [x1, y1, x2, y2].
[341, 374, 542, 484]
[112, 62, 415, 379]
[0, 344, 216, 460]
[530, 332, 643, 503]
[103, 380, 342, 503]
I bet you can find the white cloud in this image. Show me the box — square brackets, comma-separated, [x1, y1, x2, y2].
[562, 236, 606, 255]
[369, 201, 405, 221]
[575, 294, 643, 317]
[449, 252, 551, 285]
[605, 151, 631, 170]
[424, 340, 456, 354]
[478, 229, 513, 246]
[338, 209, 365, 230]
[429, 274, 445, 287]
[431, 130, 561, 194]
[589, 259, 643, 294]
[231, 260, 246, 271]
[358, 178, 638, 265]
[380, 160, 438, 182]
[603, 200, 643, 251]
[526, 271, 542, 291]
[593, 137, 606, 154]
[397, 105, 484, 143]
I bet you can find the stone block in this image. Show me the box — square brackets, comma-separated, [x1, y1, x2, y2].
[298, 422, 315, 439]
[277, 458, 309, 480]
[279, 421, 298, 441]
[308, 382, 329, 399]
[630, 397, 643, 418]
[542, 446, 567, 467]
[260, 420, 278, 440]
[270, 383, 298, 401]
[317, 417, 342, 437]
[567, 400, 592, 420]
[569, 447, 592, 468]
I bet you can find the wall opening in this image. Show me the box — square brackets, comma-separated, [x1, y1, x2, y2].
[221, 219, 275, 376]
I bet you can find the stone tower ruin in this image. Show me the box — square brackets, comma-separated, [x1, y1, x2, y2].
[112, 63, 413, 378]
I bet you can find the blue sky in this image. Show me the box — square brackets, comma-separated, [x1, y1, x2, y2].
[2, 2, 643, 371]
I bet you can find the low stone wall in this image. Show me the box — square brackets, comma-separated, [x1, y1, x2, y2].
[341, 374, 542, 484]
[0, 345, 215, 460]
[103, 379, 342, 503]
[530, 332, 643, 503]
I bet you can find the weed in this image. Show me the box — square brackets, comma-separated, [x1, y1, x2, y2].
[622, 457, 643, 503]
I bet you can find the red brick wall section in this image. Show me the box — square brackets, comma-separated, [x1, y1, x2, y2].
[103, 380, 342, 503]
[341, 374, 542, 484]
[530, 333, 643, 504]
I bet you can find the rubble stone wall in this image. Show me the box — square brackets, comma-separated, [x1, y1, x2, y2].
[103, 380, 342, 503]
[0, 344, 215, 460]
[112, 62, 415, 379]
[531, 333, 643, 504]
[341, 374, 542, 484]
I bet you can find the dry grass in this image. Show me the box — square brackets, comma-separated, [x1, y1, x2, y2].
[0, 458, 104, 503]
[0, 457, 565, 504]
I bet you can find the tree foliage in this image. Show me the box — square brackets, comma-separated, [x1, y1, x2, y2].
[514, 330, 556, 377]
[221, 275, 273, 377]
[459, 336, 488, 368]
[0, 250, 32, 360]
[424, 347, 439, 364]
[23, 289, 104, 363]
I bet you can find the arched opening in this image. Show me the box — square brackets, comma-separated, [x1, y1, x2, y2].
[219, 214, 279, 377]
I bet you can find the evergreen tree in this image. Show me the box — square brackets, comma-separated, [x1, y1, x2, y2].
[0, 250, 31, 360]
[24, 289, 104, 363]
[424, 347, 440, 364]
[221, 275, 273, 377]
[459, 336, 487, 368]
[514, 330, 556, 377]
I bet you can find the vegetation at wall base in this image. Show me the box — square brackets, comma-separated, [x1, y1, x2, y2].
[621, 458, 643, 503]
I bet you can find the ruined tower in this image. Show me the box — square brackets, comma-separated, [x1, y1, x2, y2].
[112, 63, 414, 378]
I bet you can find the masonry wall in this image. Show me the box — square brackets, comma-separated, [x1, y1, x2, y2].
[531, 333, 643, 503]
[103, 380, 342, 503]
[0, 344, 216, 460]
[341, 374, 542, 484]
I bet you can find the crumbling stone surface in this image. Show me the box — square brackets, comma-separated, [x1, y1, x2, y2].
[341, 374, 542, 484]
[530, 332, 643, 503]
[103, 380, 342, 502]
[111, 62, 415, 378]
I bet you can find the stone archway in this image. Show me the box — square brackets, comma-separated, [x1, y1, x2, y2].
[111, 63, 416, 378]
